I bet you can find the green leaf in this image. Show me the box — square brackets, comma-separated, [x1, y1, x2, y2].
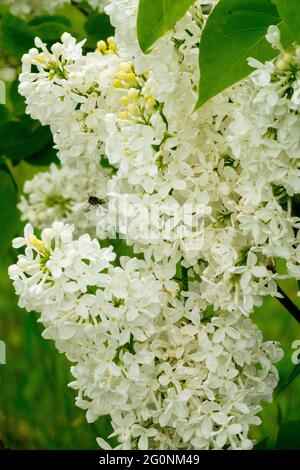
[196, 0, 282, 108]
[0, 104, 9, 123]
[28, 15, 72, 28]
[253, 436, 270, 450]
[85, 13, 114, 38]
[275, 363, 300, 398]
[57, 4, 88, 41]
[84, 13, 114, 48]
[0, 14, 35, 59]
[137, 0, 195, 53]
[273, 0, 300, 44]
[0, 13, 77, 60]
[276, 421, 300, 450]
[0, 120, 52, 161]
[10, 80, 26, 117]
[0, 170, 19, 256]
[26, 143, 59, 167]
[31, 22, 75, 43]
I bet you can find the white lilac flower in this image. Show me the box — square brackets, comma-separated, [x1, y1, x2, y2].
[291, 340, 300, 365]
[11, 1, 300, 451]
[18, 163, 109, 235]
[19, 34, 122, 172]
[9, 223, 283, 450]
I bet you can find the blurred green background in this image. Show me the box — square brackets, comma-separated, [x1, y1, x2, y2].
[0, 1, 300, 451]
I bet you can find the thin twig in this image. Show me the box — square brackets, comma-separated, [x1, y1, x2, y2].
[71, 0, 89, 16]
[276, 284, 300, 324]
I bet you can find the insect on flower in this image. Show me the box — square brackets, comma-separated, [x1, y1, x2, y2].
[87, 194, 107, 212]
[88, 194, 106, 207]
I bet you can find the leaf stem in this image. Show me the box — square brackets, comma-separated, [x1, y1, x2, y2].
[276, 284, 300, 324]
[71, 0, 89, 16]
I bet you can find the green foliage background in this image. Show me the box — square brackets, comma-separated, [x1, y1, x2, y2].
[0, 0, 299, 450]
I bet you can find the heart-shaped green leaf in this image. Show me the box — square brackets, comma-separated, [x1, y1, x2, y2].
[273, 0, 300, 44]
[196, 0, 282, 108]
[137, 0, 195, 53]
